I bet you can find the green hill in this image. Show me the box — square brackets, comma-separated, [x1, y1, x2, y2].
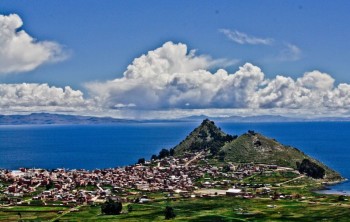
[173, 119, 236, 156]
[173, 120, 343, 181]
[222, 130, 342, 180]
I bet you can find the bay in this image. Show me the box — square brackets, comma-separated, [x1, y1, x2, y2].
[0, 121, 349, 192]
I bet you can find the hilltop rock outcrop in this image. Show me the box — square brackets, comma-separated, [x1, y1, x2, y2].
[173, 119, 237, 156]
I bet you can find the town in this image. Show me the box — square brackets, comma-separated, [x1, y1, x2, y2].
[0, 151, 301, 208]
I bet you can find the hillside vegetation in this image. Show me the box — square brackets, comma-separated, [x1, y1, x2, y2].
[173, 119, 236, 156]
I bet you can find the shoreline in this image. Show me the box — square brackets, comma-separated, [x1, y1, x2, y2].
[316, 190, 350, 196]
[314, 178, 350, 195]
[324, 177, 349, 185]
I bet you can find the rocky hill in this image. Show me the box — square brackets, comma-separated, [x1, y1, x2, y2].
[173, 119, 343, 181]
[173, 119, 237, 156]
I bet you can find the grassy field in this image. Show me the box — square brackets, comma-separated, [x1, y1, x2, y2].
[58, 196, 350, 222]
[2, 194, 349, 221]
[0, 205, 69, 222]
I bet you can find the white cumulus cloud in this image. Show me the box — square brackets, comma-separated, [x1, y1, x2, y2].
[1, 41, 349, 118]
[0, 83, 87, 112]
[86, 41, 243, 109]
[0, 14, 67, 74]
[86, 41, 350, 115]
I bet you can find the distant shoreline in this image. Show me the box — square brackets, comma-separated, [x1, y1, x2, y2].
[2, 113, 350, 125]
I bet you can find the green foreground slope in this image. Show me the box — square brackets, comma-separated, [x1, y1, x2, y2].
[6, 195, 350, 222]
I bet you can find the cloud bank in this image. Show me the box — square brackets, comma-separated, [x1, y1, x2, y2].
[86, 41, 350, 116]
[0, 14, 67, 74]
[0, 83, 86, 113]
[0, 41, 349, 118]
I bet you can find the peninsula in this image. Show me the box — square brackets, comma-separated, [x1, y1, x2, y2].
[0, 119, 347, 221]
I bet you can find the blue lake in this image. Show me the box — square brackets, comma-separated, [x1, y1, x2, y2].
[0, 121, 349, 192]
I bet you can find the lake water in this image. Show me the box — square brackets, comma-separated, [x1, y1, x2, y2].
[0, 121, 349, 192]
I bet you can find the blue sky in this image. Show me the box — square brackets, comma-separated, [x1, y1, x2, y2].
[0, 1, 350, 118]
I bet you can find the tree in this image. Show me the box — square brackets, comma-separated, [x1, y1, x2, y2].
[338, 195, 346, 201]
[218, 150, 226, 161]
[151, 154, 158, 160]
[45, 182, 54, 190]
[101, 198, 123, 215]
[222, 164, 231, 172]
[209, 144, 220, 155]
[158, 148, 170, 159]
[137, 158, 145, 164]
[164, 206, 176, 219]
[298, 159, 325, 179]
[127, 204, 133, 212]
[169, 148, 175, 156]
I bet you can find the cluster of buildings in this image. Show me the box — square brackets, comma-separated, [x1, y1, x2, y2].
[0, 152, 294, 206]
